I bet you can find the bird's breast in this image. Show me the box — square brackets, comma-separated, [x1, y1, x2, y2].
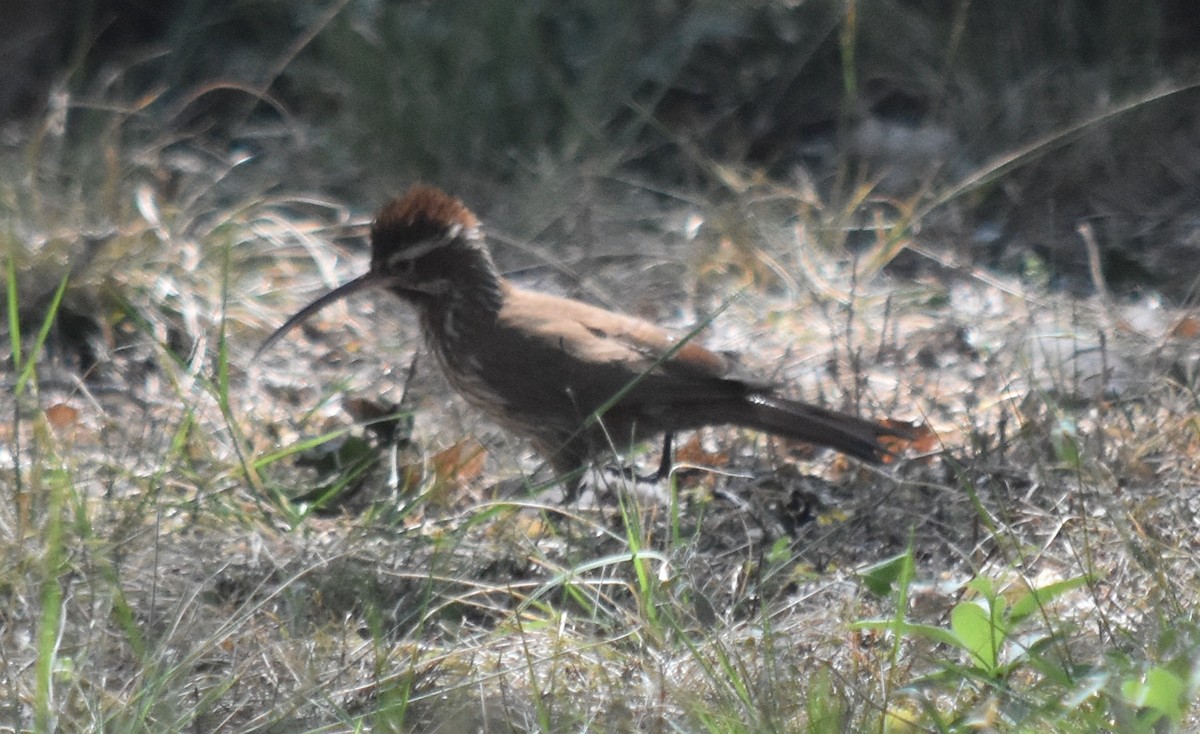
[419, 305, 521, 419]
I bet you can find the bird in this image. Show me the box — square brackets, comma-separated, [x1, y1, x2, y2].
[257, 185, 910, 497]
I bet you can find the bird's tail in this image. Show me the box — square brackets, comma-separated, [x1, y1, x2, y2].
[681, 394, 910, 463]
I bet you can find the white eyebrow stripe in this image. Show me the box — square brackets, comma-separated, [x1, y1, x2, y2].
[387, 230, 455, 264]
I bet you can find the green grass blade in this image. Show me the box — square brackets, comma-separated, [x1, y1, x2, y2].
[16, 272, 70, 396]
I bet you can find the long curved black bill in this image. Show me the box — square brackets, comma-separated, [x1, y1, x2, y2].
[253, 271, 384, 361]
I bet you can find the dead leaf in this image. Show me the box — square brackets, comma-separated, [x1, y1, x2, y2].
[402, 439, 489, 506]
[1169, 314, 1200, 340]
[44, 403, 79, 430]
[431, 439, 487, 485]
[44, 403, 84, 444]
[671, 434, 728, 486]
[882, 420, 937, 458]
[675, 433, 729, 468]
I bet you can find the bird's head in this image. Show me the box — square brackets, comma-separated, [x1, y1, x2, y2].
[255, 185, 500, 359]
[368, 185, 492, 299]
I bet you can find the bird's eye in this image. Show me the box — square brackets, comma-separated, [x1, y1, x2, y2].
[386, 252, 416, 274]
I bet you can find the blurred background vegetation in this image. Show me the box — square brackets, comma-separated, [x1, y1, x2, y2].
[3, 0, 1199, 298]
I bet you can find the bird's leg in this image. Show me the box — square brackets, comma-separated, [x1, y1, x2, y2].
[551, 449, 590, 504]
[607, 433, 675, 484]
[594, 432, 677, 494]
[644, 432, 675, 483]
[561, 474, 583, 503]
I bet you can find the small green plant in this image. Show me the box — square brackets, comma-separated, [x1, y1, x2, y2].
[1120, 664, 1193, 732]
[852, 548, 1200, 730]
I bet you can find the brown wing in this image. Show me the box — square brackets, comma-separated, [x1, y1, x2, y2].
[496, 285, 734, 382]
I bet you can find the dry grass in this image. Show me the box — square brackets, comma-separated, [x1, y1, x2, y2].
[6, 136, 1200, 729]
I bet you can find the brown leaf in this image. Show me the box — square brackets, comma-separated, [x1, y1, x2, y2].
[44, 403, 79, 430]
[675, 433, 730, 469]
[670, 433, 730, 486]
[402, 439, 489, 506]
[1169, 315, 1200, 340]
[879, 420, 937, 459]
[432, 439, 487, 485]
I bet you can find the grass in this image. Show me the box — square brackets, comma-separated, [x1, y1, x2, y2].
[4, 1, 1200, 731]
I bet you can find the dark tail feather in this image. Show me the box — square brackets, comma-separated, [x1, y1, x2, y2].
[684, 394, 910, 463]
